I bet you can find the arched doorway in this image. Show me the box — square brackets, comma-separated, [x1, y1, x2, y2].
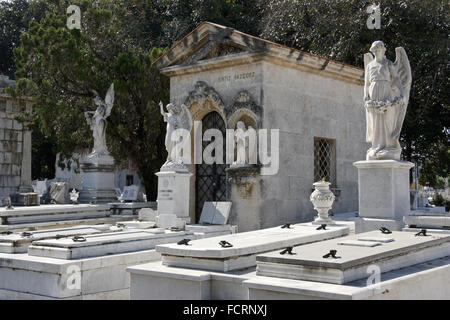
[195, 111, 227, 222]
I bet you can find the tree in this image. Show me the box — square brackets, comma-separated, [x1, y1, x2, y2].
[13, 0, 169, 199]
[0, 0, 47, 78]
[258, 0, 449, 184]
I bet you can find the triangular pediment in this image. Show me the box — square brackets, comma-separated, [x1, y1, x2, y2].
[154, 22, 267, 69]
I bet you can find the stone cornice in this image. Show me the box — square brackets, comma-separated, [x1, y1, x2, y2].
[156, 21, 364, 85]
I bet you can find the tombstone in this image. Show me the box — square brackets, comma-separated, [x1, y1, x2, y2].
[198, 201, 232, 225]
[122, 185, 145, 202]
[49, 182, 70, 204]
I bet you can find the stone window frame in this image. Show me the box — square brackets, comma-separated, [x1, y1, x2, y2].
[313, 137, 337, 188]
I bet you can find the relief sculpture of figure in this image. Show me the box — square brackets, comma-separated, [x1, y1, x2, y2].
[159, 101, 193, 167]
[84, 83, 114, 155]
[364, 41, 412, 160]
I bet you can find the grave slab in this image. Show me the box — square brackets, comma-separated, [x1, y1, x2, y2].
[256, 230, 450, 284]
[0, 204, 110, 225]
[157, 223, 350, 272]
[0, 224, 112, 253]
[29, 229, 195, 260]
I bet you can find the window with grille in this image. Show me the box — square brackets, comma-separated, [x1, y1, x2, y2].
[314, 137, 336, 186]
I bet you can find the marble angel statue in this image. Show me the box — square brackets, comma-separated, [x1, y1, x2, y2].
[364, 41, 412, 160]
[159, 101, 193, 167]
[84, 83, 114, 155]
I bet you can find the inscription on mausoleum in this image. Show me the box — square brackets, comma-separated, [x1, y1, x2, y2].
[218, 72, 256, 83]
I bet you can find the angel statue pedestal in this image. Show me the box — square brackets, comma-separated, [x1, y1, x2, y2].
[79, 83, 118, 204]
[79, 152, 117, 204]
[155, 102, 194, 229]
[354, 41, 414, 233]
[354, 160, 414, 233]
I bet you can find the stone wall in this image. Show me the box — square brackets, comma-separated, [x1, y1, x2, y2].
[259, 60, 365, 230]
[0, 92, 26, 198]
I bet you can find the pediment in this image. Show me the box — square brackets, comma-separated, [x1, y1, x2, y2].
[155, 22, 267, 69]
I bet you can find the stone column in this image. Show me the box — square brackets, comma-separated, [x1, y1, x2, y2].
[18, 108, 33, 193]
[354, 160, 414, 233]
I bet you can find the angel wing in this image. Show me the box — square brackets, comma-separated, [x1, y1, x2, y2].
[104, 83, 114, 118]
[179, 104, 193, 133]
[363, 52, 374, 143]
[392, 47, 412, 139]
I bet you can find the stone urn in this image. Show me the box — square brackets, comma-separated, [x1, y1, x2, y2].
[310, 181, 336, 225]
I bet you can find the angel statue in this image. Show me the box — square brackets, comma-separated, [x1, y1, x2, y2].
[363, 41, 412, 160]
[159, 101, 193, 167]
[84, 83, 114, 155]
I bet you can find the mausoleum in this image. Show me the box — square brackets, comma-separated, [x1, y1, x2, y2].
[154, 22, 367, 231]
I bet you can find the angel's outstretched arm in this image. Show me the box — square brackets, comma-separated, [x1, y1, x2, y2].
[159, 101, 168, 122]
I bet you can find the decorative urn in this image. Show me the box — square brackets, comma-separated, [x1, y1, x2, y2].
[310, 180, 336, 225]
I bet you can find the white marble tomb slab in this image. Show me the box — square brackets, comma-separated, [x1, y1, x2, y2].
[157, 223, 349, 272]
[256, 230, 450, 284]
[0, 204, 110, 225]
[29, 229, 194, 260]
[198, 201, 232, 225]
[0, 225, 112, 254]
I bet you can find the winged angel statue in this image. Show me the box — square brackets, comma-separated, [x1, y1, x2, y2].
[85, 83, 114, 155]
[364, 41, 412, 160]
[160, 102, 193, 168]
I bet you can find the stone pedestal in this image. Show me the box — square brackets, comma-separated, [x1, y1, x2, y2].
[155, 167, 192, 224]
[79, 153, 117, 204]
[354, 160, 414, 233]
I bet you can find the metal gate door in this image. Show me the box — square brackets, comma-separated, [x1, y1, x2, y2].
[195, 111, 227, 222]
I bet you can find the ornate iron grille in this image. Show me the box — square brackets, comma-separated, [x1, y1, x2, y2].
[195, 111, 227, 222]
[314, 137, 336, 186]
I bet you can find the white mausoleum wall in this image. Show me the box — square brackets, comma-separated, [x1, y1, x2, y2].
[164, 56, 365, 230]
[260, 60, 365, 227]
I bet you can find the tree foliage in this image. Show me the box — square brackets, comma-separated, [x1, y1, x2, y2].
[12, 0, 169, 198]
[2, 0, 448, 191]
[259, 0, 449, 183]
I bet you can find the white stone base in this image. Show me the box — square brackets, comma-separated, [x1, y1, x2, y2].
[353, 160, 414, 233]
[244, 256, 450, 300]
[0, 249, 160, 299]
[155, 170, 192, 223]
[80, 153, 117, 204]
